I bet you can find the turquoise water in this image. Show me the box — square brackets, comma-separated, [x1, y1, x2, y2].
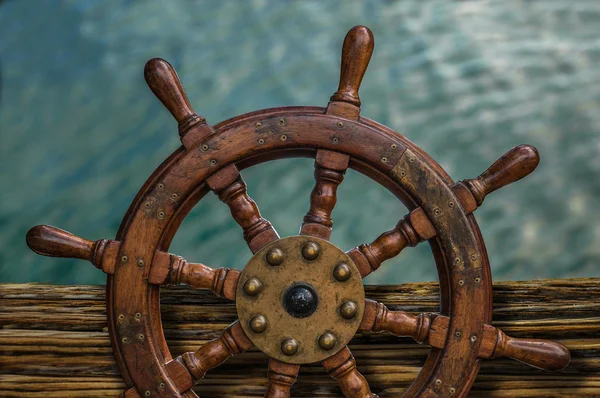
[1, 1, 599, 285]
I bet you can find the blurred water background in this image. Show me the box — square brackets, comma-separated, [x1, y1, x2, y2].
[1, 0, 599, 285]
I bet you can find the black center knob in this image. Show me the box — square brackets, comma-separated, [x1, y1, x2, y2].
[284, 284, 318, 318]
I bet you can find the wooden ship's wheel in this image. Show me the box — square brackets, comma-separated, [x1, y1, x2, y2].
[26, 26, 570, 397]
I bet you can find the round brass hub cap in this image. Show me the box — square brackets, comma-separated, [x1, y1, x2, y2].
[236, 236, 365, 364]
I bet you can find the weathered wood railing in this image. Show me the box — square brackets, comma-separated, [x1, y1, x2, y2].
[1, 278, 599, 397]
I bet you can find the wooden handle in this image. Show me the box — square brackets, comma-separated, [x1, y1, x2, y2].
[493, 329, 571, 372]
[463, 144, 540, 206]
[26, 225, 95, 260]
[144, 58, 204, 134]
[330, 25, 374, 107]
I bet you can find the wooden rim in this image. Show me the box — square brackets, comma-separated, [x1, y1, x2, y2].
[108, 106, 492, 397]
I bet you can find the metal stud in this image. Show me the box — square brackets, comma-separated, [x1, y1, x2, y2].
[318, 332, 337, 351]
[122, 337, 129, 344]
[201, 144, 209, 151]
[144, 391, 151, 397]
[280, 134, 287, 141]
[258, 138, 265, 145]
[333, 263, 351, 282]
[137, 259, 144, 267]
[157, 210, 165, 219]
[243, 278, 264, 296]
[449, 387, 456, 395]
[435, 379, 442, 386]
[340, 301, 358, 319]
[471, 335, 477, 343]
[266, 248, 284, 266]
[301, 242, 320, 261]
[381, 156, 388, 163]
[118, 314, 125, 321]
[336, 121, 344, 128]
[249, 315, 267, 333]
[281, 338, 299, 356]
[332, 137, 339, 144]
[458, 280, 464, 286]
[137, 333, 145, 341]
[210, 159, 217, 166]
[121, 255, 128, 263]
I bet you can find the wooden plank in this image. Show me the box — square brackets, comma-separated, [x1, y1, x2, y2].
[0, 278, 598, 397]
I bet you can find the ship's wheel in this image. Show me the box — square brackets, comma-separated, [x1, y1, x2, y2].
[26, 26, 570, 397]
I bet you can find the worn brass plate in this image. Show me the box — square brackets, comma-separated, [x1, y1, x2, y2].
[236, 236, 365, 364]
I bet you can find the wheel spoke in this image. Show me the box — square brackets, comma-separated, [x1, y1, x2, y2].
[165, 321, 253, 391]
[360, 299, 570, 371]
[207, 164, 279, 253]
[264, 358, 300, 398]
[300, 150, 349, 240]
[321, 346, 378, 398]
[148, 251, 239, 300]
[346, 207, 436, 278]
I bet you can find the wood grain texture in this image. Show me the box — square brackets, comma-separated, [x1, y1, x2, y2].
[0, 278, 597, 397]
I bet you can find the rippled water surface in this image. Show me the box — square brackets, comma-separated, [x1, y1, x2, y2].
[1, 1, 599, 284]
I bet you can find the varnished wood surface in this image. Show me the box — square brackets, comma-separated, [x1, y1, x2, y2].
[0, 278, 598, 397]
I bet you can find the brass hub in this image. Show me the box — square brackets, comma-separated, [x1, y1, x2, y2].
[236, 236, 365, 364]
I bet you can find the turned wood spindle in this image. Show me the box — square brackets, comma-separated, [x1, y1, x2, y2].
[144, 58, 208, 147]
[483, 326, 571, 372]
[322, 346, 378, 398]
[453, 145, 540, 213]
[330, 25, 374, 107]
[207, 165, 279, 253]
[300, 150, 349, 240]
[264, 358, 300, 398]
[26, 225, 118, 274]
[164, 254, 239, 300]
[176, 322, 253, 382]
[347, 208, 436, 277]
[361, 300, 571, 372]
[360, 299, 432, 344]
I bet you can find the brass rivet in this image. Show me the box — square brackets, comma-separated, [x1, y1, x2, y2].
[158, 210, 165, 219]
[122, 337, 129, 344]
[400, 170, 406, 177]
[121, 255, 128, 263]
[249, 315, 268, 333]
[159, 382, 166, 389]
[454, 258, 461, 265]
[281, 338, 299, 356]
[266, 248, 284, 266]
[435, 379, 442, 386]
[201, 144, 209, 151]
[135, 312, 141, 319]
[243, 278, 263, 296]
[449, 387, 456, 395]
[471, 335, 477, 342]
[391, 144, 397, 149]
[157, 183, 164, 190]
[278, 118, 285, 126]
[210, 159, 217, 166]
[137, 259, 144, 267]
[137, 333, 145, 341]
[336, 121, 344, 128]
[118, 314, 125, 321]
[340, 301, 358, 319]
[470, 254, 477, 261]
[381, 156, 388, 163]
[455, 331, 461, 337]
[256, 122, 262, 128]
[475, 277, 481, 283]
[318, 332, 337, 351]
[144, 202, 151, 208]
[280, 134, 287, 141]
[332, 137, 339, 144]
[301, 242, 320, 261]
[258, 138, 265, 145]
[448, 201, 455, 208]
[171, 193, 178, 199]
[434, 208, 442, 216]
[458, 280, 464, 286]
[333, 263, 351, 282]
[409, 157, 415, 163]
[144, 391, 151, 397]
